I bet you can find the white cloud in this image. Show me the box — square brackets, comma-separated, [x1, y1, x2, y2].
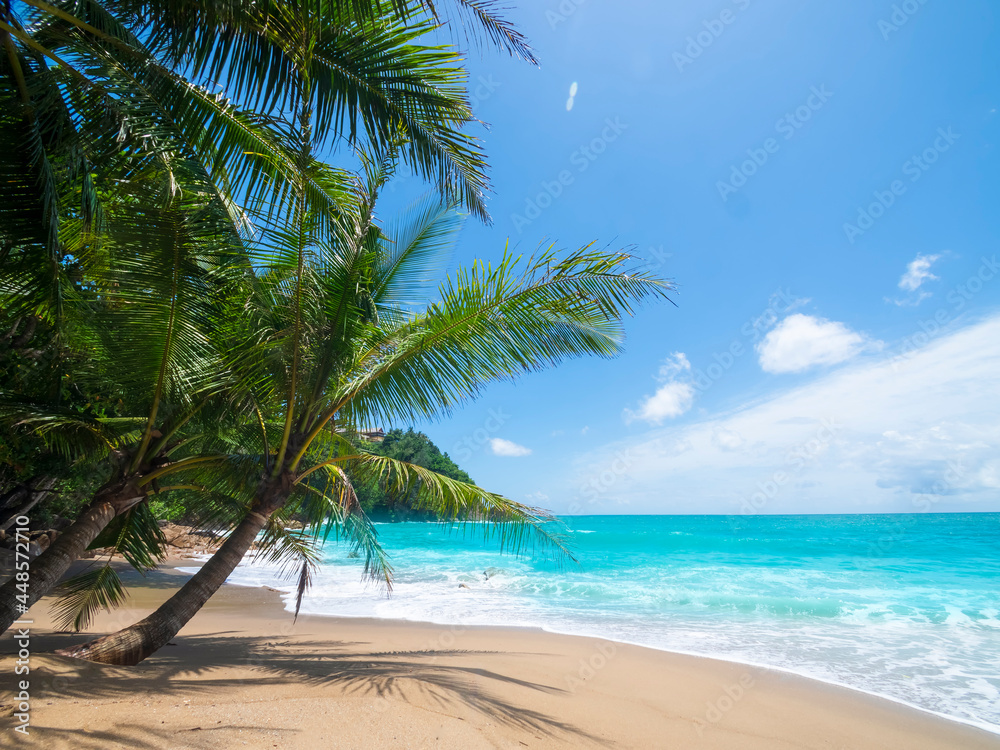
[625, 352, 695, 424]
[570, 315, 1000, 514]
[899, 253, 941, 291]
[628, 382, 695, 423]
[656, 352, 691, 379]
[712, 428, 745, 451]
[757, 314, 874, 373]
[490, 438, 532, 457]
[581, 426, 590, 436]
[887, 253, 942, 305]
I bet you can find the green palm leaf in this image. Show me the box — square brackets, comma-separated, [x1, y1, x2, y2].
[51, 566, 127, 631]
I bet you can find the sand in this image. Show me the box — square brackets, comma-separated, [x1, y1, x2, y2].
[1, 562, 998, 749]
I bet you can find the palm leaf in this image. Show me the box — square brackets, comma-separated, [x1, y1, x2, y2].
[52, 565, 126, 631]
[327, 245, 674, 429]
[374, 192, 464, 314]
[347, 453, 573, 560]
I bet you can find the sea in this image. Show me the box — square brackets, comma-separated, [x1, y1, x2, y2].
[216, 513, 1000, 732]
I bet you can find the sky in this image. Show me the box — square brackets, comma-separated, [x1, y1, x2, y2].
[381, 0, 1000, 515]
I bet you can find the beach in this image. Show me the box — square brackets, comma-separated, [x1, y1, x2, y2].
[3, 0, 999, 746]
[2, 562, 999, 749]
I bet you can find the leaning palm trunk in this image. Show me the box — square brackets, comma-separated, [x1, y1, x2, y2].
[55, 481, 287, 665]
[0, 480, 144, 632]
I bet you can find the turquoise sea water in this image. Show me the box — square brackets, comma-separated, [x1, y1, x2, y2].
[219, 513, 1000, 731]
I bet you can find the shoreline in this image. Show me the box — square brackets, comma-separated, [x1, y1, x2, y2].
[2, 560, 998, 749]
[227, 572, 1000, 739]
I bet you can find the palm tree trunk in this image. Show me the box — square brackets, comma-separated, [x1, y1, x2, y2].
[56, 496, 280, 666]
[0, 482, 143, 634]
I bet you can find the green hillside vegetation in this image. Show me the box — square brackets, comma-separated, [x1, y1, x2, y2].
[355, 429, 474, 521]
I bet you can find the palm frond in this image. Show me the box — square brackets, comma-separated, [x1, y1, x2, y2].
[292, 559, 312, 621]
[295, 463, 394, 590]
[52, 565, 126, 631]
[347, 453, 574, 561]
[434, 0, 538, 64]
[87, 503, 166, 571]
[328, 245, 674, 429]
[374, 192, 464, 314]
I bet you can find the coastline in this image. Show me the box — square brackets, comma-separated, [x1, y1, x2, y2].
[228, 566, 1000, 740]
[2, 561, 999, 749]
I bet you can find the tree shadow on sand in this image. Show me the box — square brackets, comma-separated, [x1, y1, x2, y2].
[10, 722, 305, 750]
[2, 631, 604, 746]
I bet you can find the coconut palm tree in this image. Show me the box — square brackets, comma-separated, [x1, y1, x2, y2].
[1, 0, 506, 631]
[56, 147, 673, 665]
[67, 0, 516, 222]
[0, 150, 255, 633]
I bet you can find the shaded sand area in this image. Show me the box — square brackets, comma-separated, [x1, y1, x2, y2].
[2, 563, 999, 749]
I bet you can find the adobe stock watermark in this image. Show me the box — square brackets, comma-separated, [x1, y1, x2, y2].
[565, 640, 618, 692]
[736, 419, 841, 516]
[640, 244, 673, 272]
[859, 458, 965, 567]
[694, 672, 756, 737]
[717, 85, 833, 202]
[889, 254, 998, 370]
[877, 0, 930, 41]
[9, 515, 31, 737]
[451, 407, 512, 462]
[546, 0, 588, 29]
[842, 126, 959, 244]
[510, 117, 628, 234]
[674, 0, 752, 73]
[568, 448, 637, 514]
[421, 617, 472, 662]
[469, 74, 501, 112]
[690, 288, 800, 397]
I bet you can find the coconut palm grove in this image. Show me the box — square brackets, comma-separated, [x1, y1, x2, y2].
[0, 0, 668, 665]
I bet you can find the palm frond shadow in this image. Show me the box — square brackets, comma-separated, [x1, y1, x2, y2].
[2, 720, 303, 750]
[7, 632, 602, 743]
[6, 724, 196, 750]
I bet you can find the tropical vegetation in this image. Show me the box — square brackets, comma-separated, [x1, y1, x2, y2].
[0, 0, 672, 667]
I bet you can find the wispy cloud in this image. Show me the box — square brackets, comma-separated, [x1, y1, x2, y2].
[712, 428, 745, 451]
[490, 438, 532, 457]
[571, 315, 1000, 514]
[899, 253, 941, 291]
[887, 253, 942, 306]
[756, 314, 876, 373]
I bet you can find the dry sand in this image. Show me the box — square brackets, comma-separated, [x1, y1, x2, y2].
[1, 562, 998, 749]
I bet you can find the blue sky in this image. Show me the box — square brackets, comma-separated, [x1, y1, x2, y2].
[385, 0, 1000, 515]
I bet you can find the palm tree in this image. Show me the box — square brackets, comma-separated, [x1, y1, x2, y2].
[56, 149, 673, 665]
[1, 0, 506, 630]
[0, 152, 253, 633]
[89, 0, 520, 221]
